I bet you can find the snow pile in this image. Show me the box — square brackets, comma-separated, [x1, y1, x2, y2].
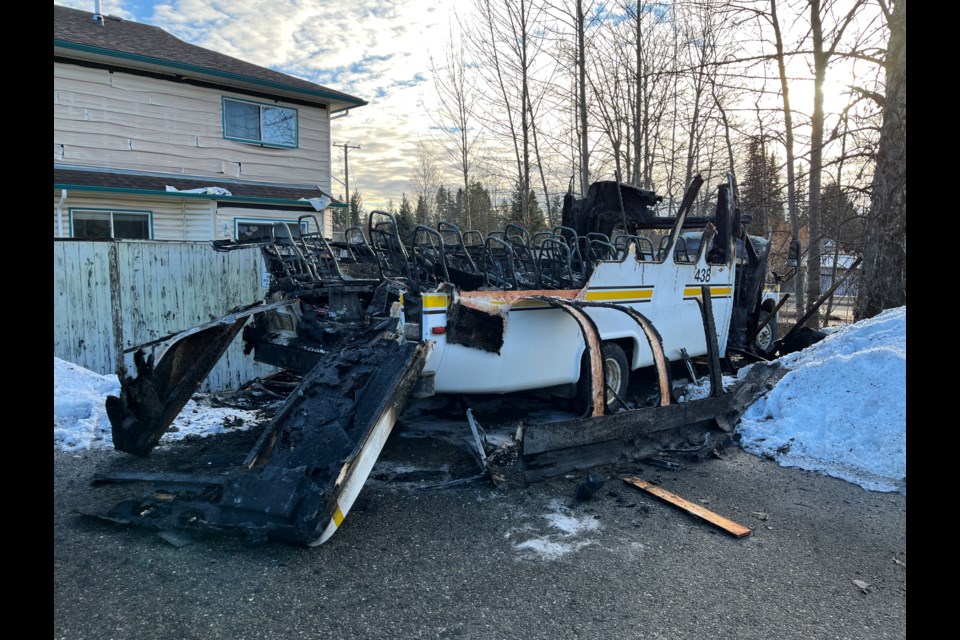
[53, 357, 261, 451]
[737, 306, 906, 493]
[53, 357, 120, 451]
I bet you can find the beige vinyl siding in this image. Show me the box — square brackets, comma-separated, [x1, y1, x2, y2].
[216, 207, 330, 241]
[53, 192, 215, 240]
[54, 62, 332, 191]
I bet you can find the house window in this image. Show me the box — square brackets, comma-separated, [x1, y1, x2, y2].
[234, 218, 309, 242]
[222, 97, 298, 148]
[71, 209, 152, 239]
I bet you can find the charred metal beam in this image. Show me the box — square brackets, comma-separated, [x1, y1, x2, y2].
[778, 256, 863, 347]
[680, 348, 699, 385]
[694, 286, 724, 398]
[513, 361, 784, 480]
[522, 394, 733, 456]
[108, 319, 246, 456]
[96, 318, 428, 545]
[91, 472, 228, 486]
[121, 299, 296, 354]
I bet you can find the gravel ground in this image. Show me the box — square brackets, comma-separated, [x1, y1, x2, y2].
[54, 416, 906, 640]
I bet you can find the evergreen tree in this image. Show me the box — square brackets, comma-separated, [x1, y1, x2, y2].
[397, 193, 415, 244]
[739, 137, 784, 237]
[549, 194, 564, 231]
[435, 186, 457, 224]
[468, 181, 494, 234]
[349, 191, 365, 228]
[415, 194, 431, 227]
[332, 193, 349, 231]
[455, 188, 468, 230]
[509, 183, 547, 232]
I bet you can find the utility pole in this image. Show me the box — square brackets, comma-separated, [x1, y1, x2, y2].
[333, 142, 361, 218]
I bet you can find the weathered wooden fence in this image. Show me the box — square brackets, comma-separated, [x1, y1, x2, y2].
[53, 239, 274, 391]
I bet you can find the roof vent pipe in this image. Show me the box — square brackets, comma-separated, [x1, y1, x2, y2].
[93, 1, 105, 25]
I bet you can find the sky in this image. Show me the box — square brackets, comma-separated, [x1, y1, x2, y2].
[53, 305, 908, 496]
[55, 0, 880, 215]
[55, 0, 472, 210]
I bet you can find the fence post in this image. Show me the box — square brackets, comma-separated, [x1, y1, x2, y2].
[108, 241, 125, 374]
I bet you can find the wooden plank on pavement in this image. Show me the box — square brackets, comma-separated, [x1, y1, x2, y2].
[624, 476, 752, 538]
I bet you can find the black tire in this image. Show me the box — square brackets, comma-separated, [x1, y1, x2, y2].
[576, 342, 630, 414]
[754, 311, 778, 354]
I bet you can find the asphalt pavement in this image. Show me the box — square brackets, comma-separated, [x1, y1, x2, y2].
[54, 411, 906, 640]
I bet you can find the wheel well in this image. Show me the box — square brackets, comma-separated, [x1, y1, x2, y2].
[608, 337, 635, 370]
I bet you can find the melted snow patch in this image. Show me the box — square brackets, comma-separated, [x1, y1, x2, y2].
[515, 538, 593, 559]
[545, 511, 600, 535]
[161, 396, 260, 443]
[678, 375, 738, 402]
[514, 499, 600, 560]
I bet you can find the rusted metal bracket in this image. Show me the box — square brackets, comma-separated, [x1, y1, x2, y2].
[568, 301, 673, 407]
[529, 296, 605, 418]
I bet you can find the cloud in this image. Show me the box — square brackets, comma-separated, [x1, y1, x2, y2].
[56, 0, 474, 209]
[55, 0, 137, 20]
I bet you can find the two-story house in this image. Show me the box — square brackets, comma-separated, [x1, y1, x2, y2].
[54, 5, 366, 241]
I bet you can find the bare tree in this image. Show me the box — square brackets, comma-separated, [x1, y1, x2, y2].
[856, 0, 905, 319]
[430, 20, 482, 229]
[587, 20, 631, 182]
[803, 0, 868, 328]
[677, 2, 722, 192]
[574, 0, 590, 194]
[411, 139, 443, 225]
[468, 0, 550, 229]
[769, 0, 806, 318]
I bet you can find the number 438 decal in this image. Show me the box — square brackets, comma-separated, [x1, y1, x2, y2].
[693, 267, 712, 282]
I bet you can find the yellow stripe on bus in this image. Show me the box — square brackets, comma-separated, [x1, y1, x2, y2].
[585, 289, 654, 302]
[332, 505, 345, 527]
[422, 294, 448, 309]
[684, 286, 733, 297]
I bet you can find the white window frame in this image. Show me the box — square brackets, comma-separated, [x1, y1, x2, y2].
[70, 208, 153, 240]
[222, 97, 299, 149]
[234, 217, 309, 242]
